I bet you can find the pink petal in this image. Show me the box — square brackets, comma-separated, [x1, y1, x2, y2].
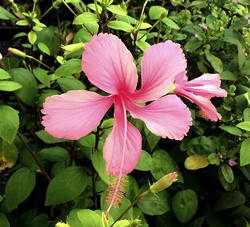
[126, 95, 192, 140]
[41, 90, 113, 140]
[132, 41, 187, 102]
[183, 74, 227, 98]
[103, 96, 142, 176]
[174, 87, 222, 121]
[82, 33, 138, 95]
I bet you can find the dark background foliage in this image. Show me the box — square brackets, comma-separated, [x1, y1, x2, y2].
[0, 0, 250, 226]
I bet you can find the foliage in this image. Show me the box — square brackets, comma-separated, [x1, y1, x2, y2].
[0, 0, 249, 226]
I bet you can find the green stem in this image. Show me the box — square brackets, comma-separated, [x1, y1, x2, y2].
[137, 19, 161, 41]
[28, 56, 52, 70]
[17, 132, 51, 182]
[41, 5, 54, 19]
[110, 190, 150, 227]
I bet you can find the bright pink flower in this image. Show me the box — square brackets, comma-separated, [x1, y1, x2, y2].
[41, 33, 192, 210]
[173, 72, 227, 121]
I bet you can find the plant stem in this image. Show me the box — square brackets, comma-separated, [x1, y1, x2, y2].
[17, 132, 51, 182]
[41, 5, 54, 19]
[137, 19, 161, 41]
[110, 190, 150, 226]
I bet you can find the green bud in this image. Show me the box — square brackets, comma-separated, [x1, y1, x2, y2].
[8, 48, 27, 58]
[55, 222, 70, 227]
[61, 43, 85, 55]
[150, 172, 178, 193]
[184, 155, 209, 170]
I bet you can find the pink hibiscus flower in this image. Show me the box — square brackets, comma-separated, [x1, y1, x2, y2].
[41, 33, 194, 210]
[173, 72, 227, 121]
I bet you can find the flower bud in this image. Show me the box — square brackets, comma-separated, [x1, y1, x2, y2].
[150, 172, 178, 193]
[8, 48, 27, 58]
[55, 222, 70, 227]
[61, 43, 85, 55]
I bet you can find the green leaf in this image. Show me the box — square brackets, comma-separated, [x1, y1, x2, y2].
[215, 191, 246, 211]
[38, 42, 50, 55]
[10, 68, 38, 106]
[149, 6, 167, 20]
[0, 105, 19, 144]
[237, 121, 250, 131]
[0, 69, 11, 79]
[135, 150, 152, 171]
[184, 155, 209, 170]
[219, 126, 242, 136]
[151, 150, 182, 181]
[138, 189, 170, 215]
[184, 39, 202, 52]
[35, 130, 68, 144]
[220, 71, 237, 81]
[0, 81, 22, 91]
[5, 167, 35, 211]
[0, 140, 18, 169]
[33, 68, 51, 87]
[237, 43, 246, 70]
[55, 59, 82, 77]
[172, 189, 198, 223]
[67, 209, 102, 227]
[144, 128, 160, 151]
[162, 17, 180, 30]
[220, 164, 234, 184]
[0, 213, 10, 227]
[45, 166, 87, 205]
[205, 50, 223, 73]
[107, 21, 134, 32]
[92, 151, 110, 184]
[57, 78, 85, 92]
[240, 138, 250, 166]
[40, 146, 70, 162]
[107, 5, 127, 16]
[16, 19, 29, 26]
[28, 31, 37, 45]
[78, 134, 95, 148]
[0, 6, 16, 21]
[73, 12, 98, 25]
[244, 108, 250, 121]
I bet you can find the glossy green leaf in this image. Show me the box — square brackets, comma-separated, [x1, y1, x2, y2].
[237, 121, 250, 131]
[33, 68, 51, 87]
[0, 140, 18, 169]
[135, 150, 152, 171]
[219, 126, 242, 136]
[55, 59, 82, 77]
[40, 146, 69, 162]
[107, 5, 127, 15]
[57, 78, 85, 92]
[45, 166, 87, 205]
[205, 50, 223, 73]
[220, 164, 234, 184]
[28, 31, 37, 45]
[38, 42, 50, 55]
[172, 189, 198, 223]
[107, 21, 134, 32]
[151, 150, 182, 181]
[73, 12, 98, 25]
[138, 189, 170, 215]
[240, 138, 250, 166]
[0, 69, 11, 80]
[162, 17, 180, 30]
[149, 6, 167, 20]
[5, 167, 35, 211]
[0, 6, 16, 21]
[10, 68, 38, 106]
[35, 130, 68, 144]
[0, 81, 22, 91]
[0, 105, 19, 144]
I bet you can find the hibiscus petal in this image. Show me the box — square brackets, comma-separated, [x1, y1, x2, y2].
[126, 95, 192, 140]
[41, 90, 113, 140]
[133, 41, 187, 102]
[182, 74, 227, 98]
[82, 33, 138, 95]
[174, 87, 222, 121]
[103, 97, 142, 176]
